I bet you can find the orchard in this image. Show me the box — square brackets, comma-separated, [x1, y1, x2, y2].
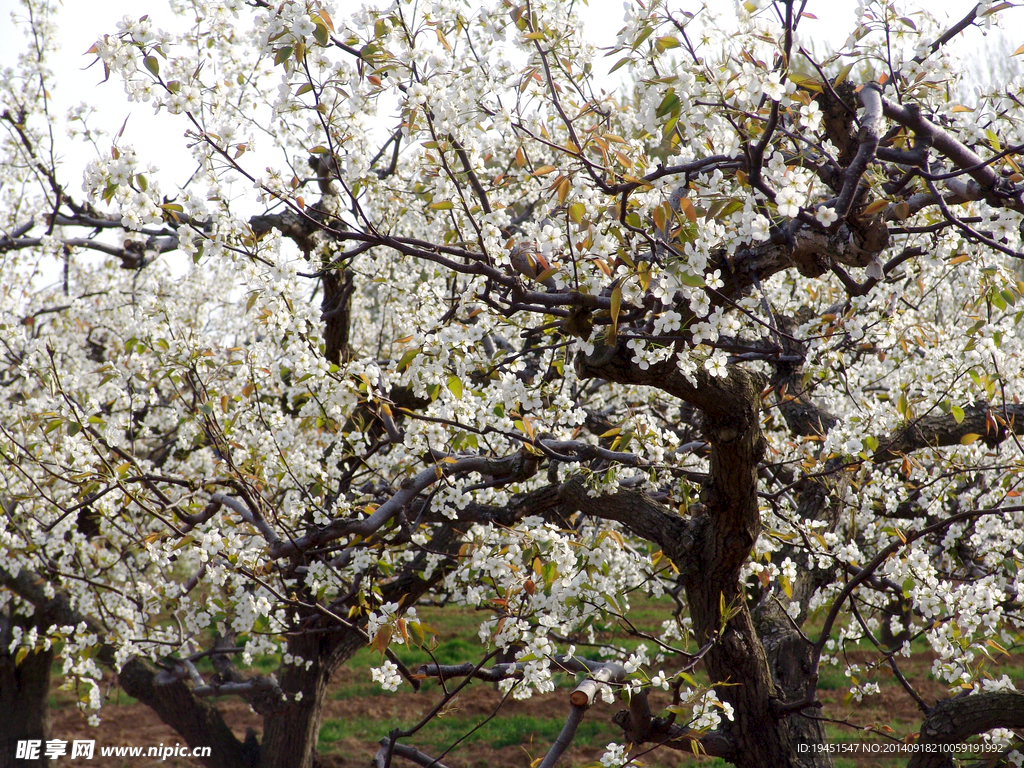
[2, 1, 1024, 766]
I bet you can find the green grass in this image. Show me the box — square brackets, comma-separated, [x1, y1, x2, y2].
[313, 594, 1024, 767]
[319, 713, 609, 752]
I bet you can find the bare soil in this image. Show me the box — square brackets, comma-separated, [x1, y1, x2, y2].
[46, 648, 975, 767]
[52, 679, 701, 767]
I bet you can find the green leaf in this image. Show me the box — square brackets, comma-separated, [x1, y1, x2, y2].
[834, 62, 854, 87]
[655, 90, 680, 118]
[408, 620, 425, 647]
[447, 375, 463, 399]
[631, 25, 652, 51]
[274, 47, 293, 66]
[678, 270, 705, 287]
[395, 348, 419, 371]
[428, 200, 454, 210]
[313, 21, 330, 47]
[951, 405, 965, 424]
[981, 1, 1013, 17]
[144, 55, 160, 77]
[608, 56, 632, 74]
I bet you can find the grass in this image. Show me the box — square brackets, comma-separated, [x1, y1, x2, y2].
[313, 593, 1024, 768]
[36, 585, 1020, 768]
[318, 712, 608, 752]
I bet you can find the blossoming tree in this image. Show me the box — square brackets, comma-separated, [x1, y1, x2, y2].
[3, 0, 1024, 766]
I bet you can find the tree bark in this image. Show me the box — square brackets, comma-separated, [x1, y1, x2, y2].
[116, 658, 248, 768]
[0, 612, 53, 768]
[321, 267, 354, 365]
[908, 692, 1024, 768]
[577, 343, 832, 768]
[257, 630, 363, 768]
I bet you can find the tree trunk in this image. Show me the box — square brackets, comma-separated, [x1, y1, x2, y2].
[117, 658, 248, 768]
[0, 611, 53, 768]
[258, 630, 364, 768]
[322, 268, 354, 365]
[684, 382, 832, 768]
[576, 347, 833, 768]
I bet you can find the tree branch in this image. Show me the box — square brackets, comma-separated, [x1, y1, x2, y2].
[880, 96, 1024, 213]
[0, 566, 247, 768]
[908, 692, 1024, 768]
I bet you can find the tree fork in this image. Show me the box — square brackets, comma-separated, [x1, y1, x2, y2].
[576, 342, 831, 767]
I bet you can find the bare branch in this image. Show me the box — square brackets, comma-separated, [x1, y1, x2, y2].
[373, 741, 452, 768]
[537, 705, 586, 768]
[880, 96, 1024, 213]
[834, 84, 883, 221]
[210, 492, 282, 548]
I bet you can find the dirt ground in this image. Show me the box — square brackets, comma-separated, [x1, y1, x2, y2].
[52, 684, 679, 767]
[46, 650, 960, 767]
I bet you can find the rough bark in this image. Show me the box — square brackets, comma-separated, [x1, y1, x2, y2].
[576, 343, 832, 768]
[557, 476, 693, 563]
[321, 267, 354, 365]
[908, 692, 1024, 768]
[873, 403, 1024, 462]
[257, 630, 364, 768]
[0, 612, 53, 768]
[117, 659, 249, 768]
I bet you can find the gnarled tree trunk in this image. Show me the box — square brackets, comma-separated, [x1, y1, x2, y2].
[257, 630, 364, 768]
[0, 611, 53, 768]
[578, 346, 833, 768]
